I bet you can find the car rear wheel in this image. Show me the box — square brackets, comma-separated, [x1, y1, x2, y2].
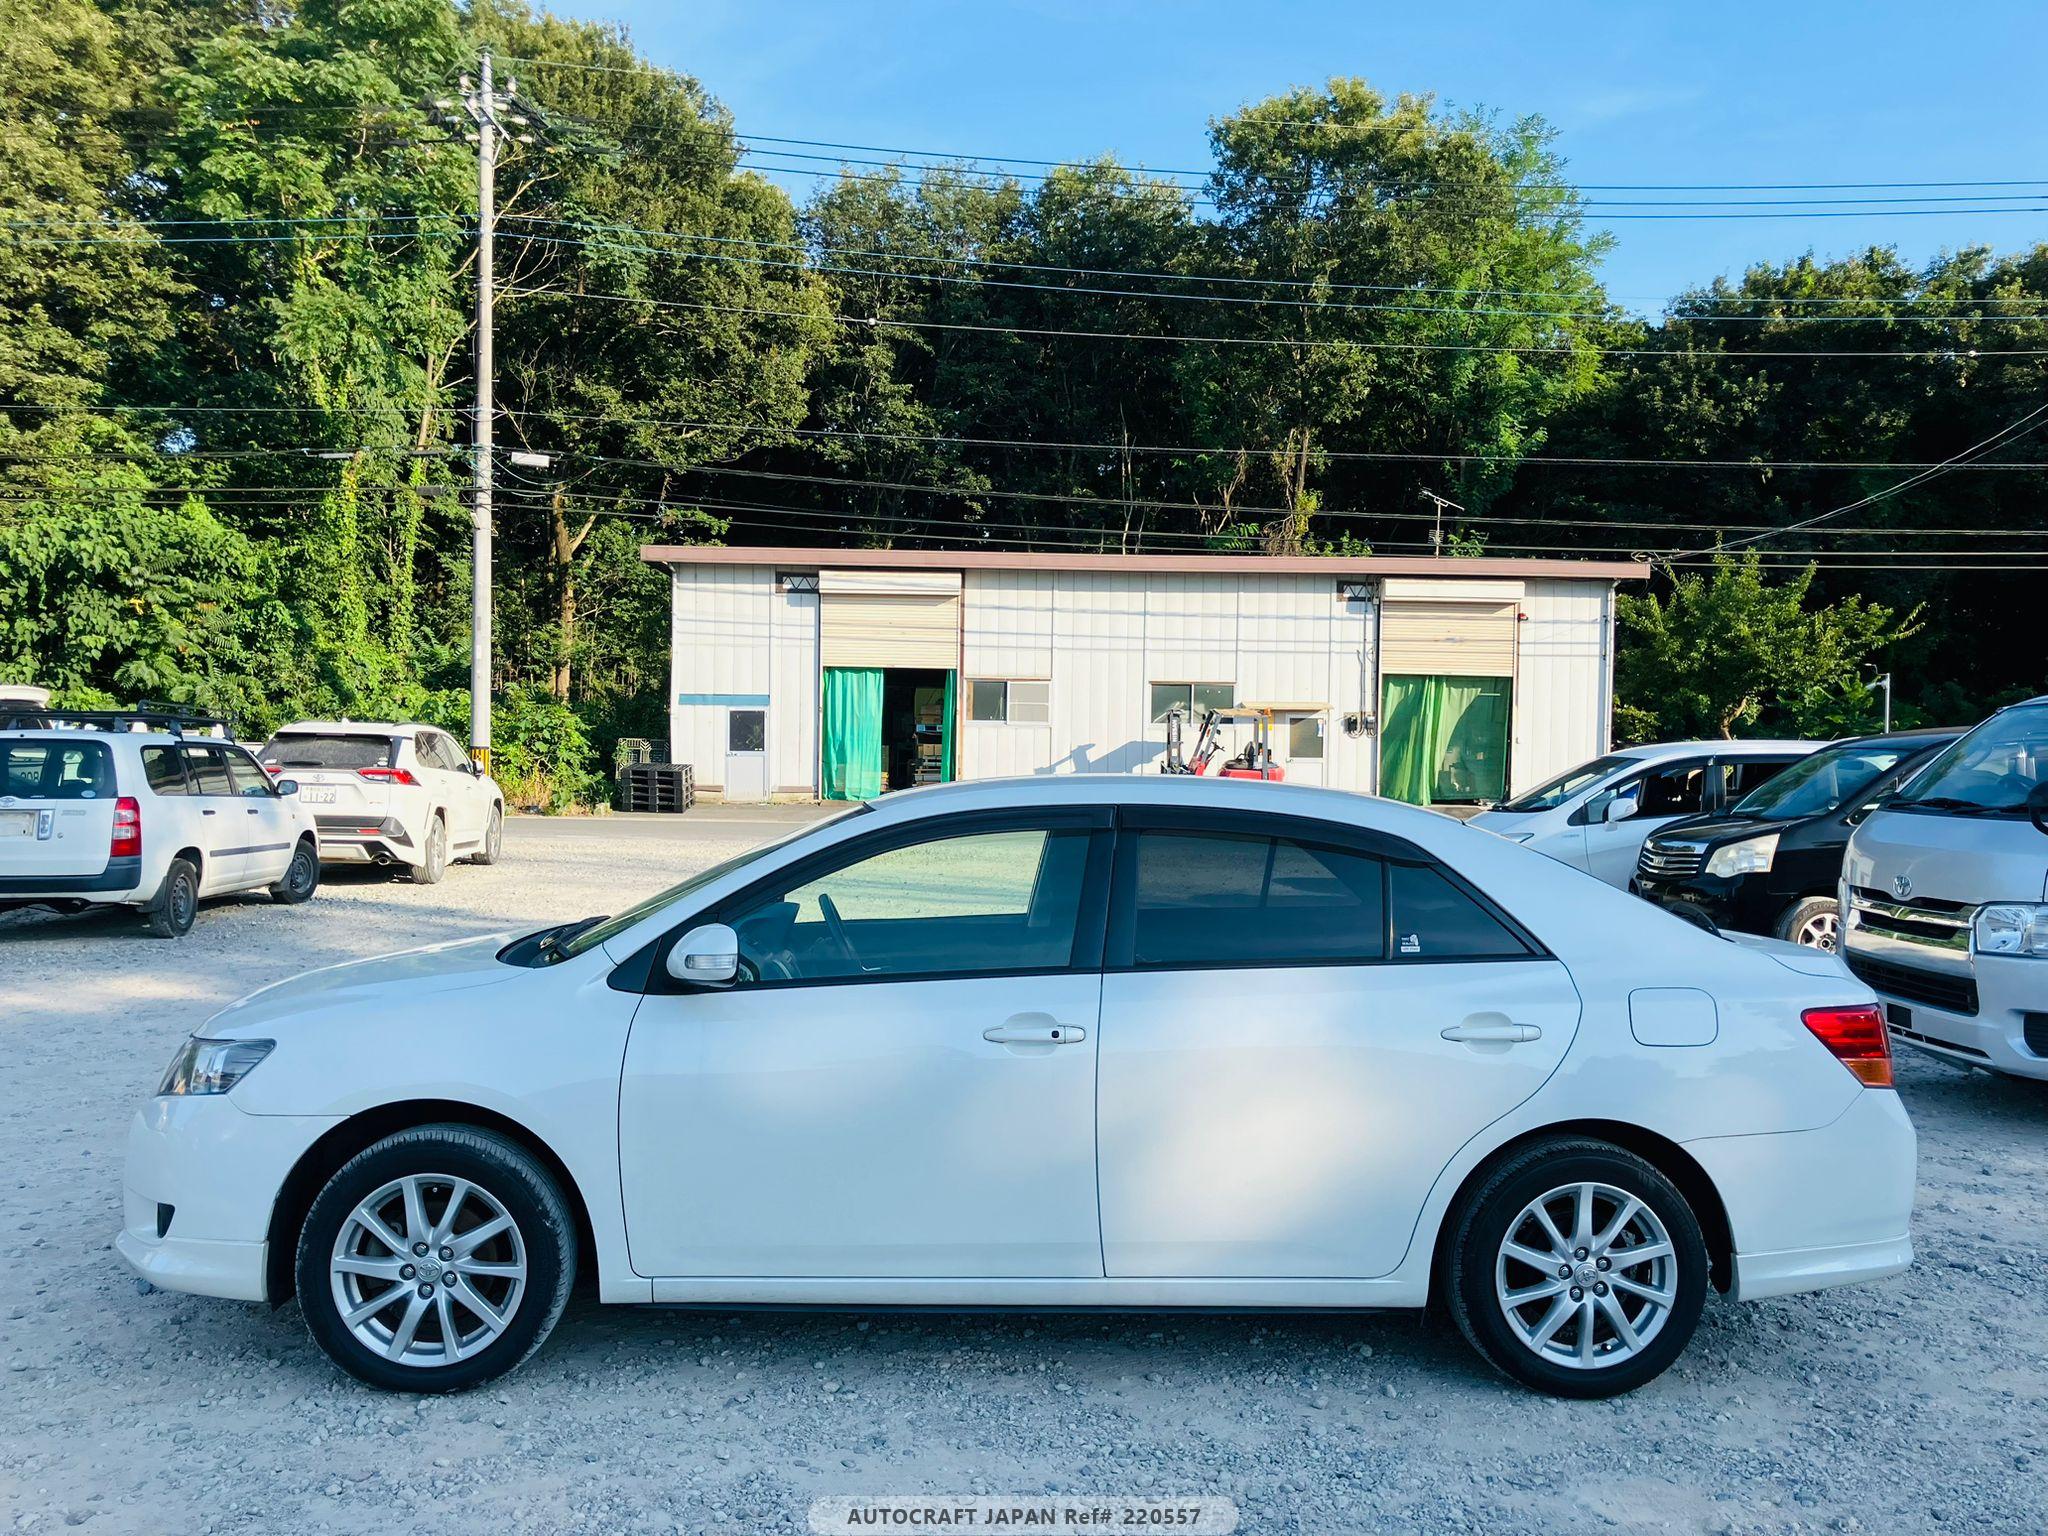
[142, 857, 199, 938]
[1777, 896, 1841, 951]
[270, 838, 320, 904]
[295, 1125, 576, 1393]
[468, 805, 503, 866]
[1446, 1138, 1708, 1398]
[410, 816, 447, 884]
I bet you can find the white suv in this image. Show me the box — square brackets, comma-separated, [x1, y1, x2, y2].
[0, 723, 321, 937]
[257, 722, 504, 883]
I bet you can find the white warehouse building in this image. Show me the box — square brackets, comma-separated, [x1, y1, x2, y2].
[641, 546, 1644, 807]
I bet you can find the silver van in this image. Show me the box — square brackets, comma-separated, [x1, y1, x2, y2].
[1842, 695, 2048, 1079]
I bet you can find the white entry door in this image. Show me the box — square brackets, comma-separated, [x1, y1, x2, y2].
[618, 810, 1111, 1277]
[724, 706, 769, 801]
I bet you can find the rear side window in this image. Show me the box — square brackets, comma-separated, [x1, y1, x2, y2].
[141, 746, 191, 795]
[1388, 862, 1534, 961]
[182, 745, 233, 795]
[261, 733, 396, 770]
[2, 740, 113, 799]
[1126, 829, 1386, 968]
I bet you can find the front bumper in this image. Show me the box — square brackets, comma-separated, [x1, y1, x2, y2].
[1635, 870, 1782, 937]
[1687, 1088, 1916, 1303]
[118, 1096, 341, 1303]
[1844, 943, 2048, 1081]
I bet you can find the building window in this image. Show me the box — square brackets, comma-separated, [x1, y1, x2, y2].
[728, 709, 766, 753]
[969, 679, 1049, 723]
[1150, 682, 1234, 724]
[1288, 714, 1325, 760]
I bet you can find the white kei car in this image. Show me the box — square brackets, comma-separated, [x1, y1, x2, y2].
[257, 722, 504, 883]
[1, 725, 321, 937]
[120, 776, 1914, 1398]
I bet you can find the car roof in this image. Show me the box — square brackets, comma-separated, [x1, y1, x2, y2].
[1829, 727, 1965, 749]
[1611, 739, 1818, 760]
[1, 727, 198, 746]
[269, 720, 425, 737]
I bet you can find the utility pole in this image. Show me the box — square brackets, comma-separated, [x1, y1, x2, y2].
[1419, 489, 1464, 558]
[451, 53, 525, 770]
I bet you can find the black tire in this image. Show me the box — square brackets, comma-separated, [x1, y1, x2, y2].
[295, 1124, 576, 1394]
[269, 838, 321, 904]
[1445, 1138, 1708, 1399]
[1775, 895, 1841, 951]
[410, 815, 447, 884]
[142, 857, 200, 938]
[468, 804, 503, 866]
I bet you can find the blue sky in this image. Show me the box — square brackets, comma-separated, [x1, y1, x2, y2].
[542, 0, 2048, 310]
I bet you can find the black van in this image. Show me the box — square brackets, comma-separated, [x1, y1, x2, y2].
[1633, 728, 1961, 949]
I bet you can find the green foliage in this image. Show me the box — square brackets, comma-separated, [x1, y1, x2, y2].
[489, 684, 602, 810]
[1614, 552, 1920, 743]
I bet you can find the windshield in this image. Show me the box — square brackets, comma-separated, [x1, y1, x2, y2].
[1732, 743, 1913, 821]
[1888, 703, 2048, 817]
[534, 804, 873, 963]
[261, 733, 396, 770]
[1497, 754, 1635, 813]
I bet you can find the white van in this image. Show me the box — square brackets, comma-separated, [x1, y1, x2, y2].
[1842, 696, 2048, 1080]
[1471, 740, 1818, 887]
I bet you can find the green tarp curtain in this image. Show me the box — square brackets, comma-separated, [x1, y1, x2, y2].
[1380, 674, 1512, 807]
[940, 669, 957, 782]
[822, 667, 885, 800]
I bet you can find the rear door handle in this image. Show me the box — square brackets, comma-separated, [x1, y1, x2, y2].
[1441, 1020, 1542, 1044]
[983, 1020, 1086, 1045]
[201, 808, 217, 817]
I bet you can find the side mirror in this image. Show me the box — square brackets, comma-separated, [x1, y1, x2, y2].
[1604, 794, 1639, 824]
[666, 923, 739, 986]
[276, 779, 300, 797]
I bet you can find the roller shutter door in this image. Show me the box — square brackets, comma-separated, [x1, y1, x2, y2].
[819, 569, 962, 669]
[1380, 600, 1518, 677]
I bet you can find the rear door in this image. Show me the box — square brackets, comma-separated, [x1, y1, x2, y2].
[0, 737, 117, 882]
[1095, 809, 1578, 1279]
[180, 745, 243, 890]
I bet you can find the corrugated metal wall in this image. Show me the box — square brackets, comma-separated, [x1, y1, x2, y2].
[1511, 579, 1614, 796]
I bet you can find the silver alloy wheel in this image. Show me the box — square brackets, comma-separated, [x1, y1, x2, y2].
[329, 1173, 527, 1368]
[1794, 909, 1841, 950]
[1495, 1181, 1678, 1370]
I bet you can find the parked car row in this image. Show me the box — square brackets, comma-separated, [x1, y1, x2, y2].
[0, 708, 506, 937]
[1487, 699, 2047, 1082]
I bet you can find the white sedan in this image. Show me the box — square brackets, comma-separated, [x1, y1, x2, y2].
[119, 776, 1915, 1398]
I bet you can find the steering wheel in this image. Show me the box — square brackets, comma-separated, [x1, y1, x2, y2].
[816, 892, 863, 970]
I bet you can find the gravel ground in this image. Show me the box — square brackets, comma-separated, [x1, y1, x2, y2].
[3, 811, 2046, 1536]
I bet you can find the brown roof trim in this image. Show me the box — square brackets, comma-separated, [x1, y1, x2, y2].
[638, 545, 1646, 582]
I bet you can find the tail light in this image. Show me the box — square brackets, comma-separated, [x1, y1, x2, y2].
[263, 763, 281, 775]
[1802, 1004, 1893, 1087]
[356, 766, 420, 786]
[111, 796, 141, 860]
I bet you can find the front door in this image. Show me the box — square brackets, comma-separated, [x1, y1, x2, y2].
[1582, 756, 1715, 888]
[1096, 812, 1578, 1279]
[618, 809, 1111, 1277]
[223, 746, 296, 883]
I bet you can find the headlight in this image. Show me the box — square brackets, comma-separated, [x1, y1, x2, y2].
[158, 1037, 274, 1096]
[1974, 904, 2048, 957]
[1705, 833, 1778, 878]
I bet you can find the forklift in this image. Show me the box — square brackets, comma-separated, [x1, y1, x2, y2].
[1161, 703, 1297, 781]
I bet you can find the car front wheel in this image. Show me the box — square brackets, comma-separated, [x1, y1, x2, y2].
[1445, 1138, 1708, 1398]
[410, 816, 447, 884]
[1776, 895, 1841, 951]
[469, 804, 503, 865]
[295, 1125, 576, 1393]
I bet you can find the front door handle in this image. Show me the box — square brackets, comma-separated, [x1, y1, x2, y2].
[201, 808, 216, 817]
[984, 1018, 1086, 1045]
[1441, 1019, 1542, 1044]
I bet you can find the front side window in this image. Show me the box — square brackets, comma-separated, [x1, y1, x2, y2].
[1126, 829, 1385, 968]
[181, 745, 234, 796]
[1889, 703, 2048, 817]
[2, 740, 112, 800]
[729, 824, 1093, 984]
[226, 749, 275, 797]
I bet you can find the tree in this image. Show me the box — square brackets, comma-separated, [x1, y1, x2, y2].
[1614, 551, 1920, 742]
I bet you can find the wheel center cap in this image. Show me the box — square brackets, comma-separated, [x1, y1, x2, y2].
[1573, 1261, 1600, 1288]
[415, 1255, 444, 1284]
